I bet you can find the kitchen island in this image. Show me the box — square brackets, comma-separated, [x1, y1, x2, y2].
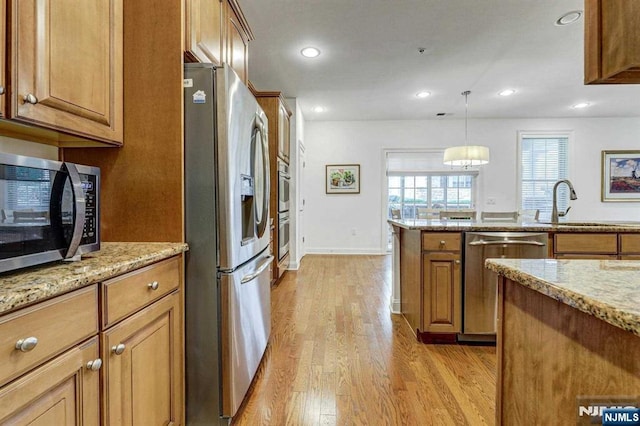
[389, 218, 640, 343]
[486, 258, 640, 425]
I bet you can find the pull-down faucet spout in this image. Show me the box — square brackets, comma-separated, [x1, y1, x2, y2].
[551, 179, 577, 224]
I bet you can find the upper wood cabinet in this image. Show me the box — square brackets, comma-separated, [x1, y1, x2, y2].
[185, 0, 224, 65]
[184, 0, 253, 83]
[226, 1, 251, 83]
[0, 1, 6, 118]
[584, 0, 640, 84]
[9, 0, 123, 144]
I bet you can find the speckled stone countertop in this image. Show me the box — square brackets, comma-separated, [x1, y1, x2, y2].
[388, 218, 640, 232]
[0, 242, 188, 315]
[485, 258, 640, 337]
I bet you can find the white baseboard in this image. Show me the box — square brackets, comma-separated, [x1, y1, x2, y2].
[389, 297, 401, 314]
[287, 260, 300, 270]
[305, 247, 387, 255]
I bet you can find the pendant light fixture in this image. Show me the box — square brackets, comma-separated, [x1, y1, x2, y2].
[443, 91, 490, 167]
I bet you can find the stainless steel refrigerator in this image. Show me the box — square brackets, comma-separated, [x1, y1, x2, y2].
[184, 63, 272, 424]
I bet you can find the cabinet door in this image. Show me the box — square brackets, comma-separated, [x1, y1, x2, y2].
[0, 0, 6, 117]
[185, 0, 224, 64]
[585, 0, 640, 84]
[101, 291, 182, 426]
[422, 252, 461, 333]
[11, 0, 123, 144]
[226, 2, 249, 83]
[0, 337, 100, 425]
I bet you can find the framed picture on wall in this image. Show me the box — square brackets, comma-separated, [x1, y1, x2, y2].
[601, 150, 640, 202]
[326, 164, 360, 194]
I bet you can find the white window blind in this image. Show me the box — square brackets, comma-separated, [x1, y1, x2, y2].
[520, 135, 569, 217]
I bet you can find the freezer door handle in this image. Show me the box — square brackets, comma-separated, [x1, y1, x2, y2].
[241, 255, 275, 284]
[469, 239, 546, 246]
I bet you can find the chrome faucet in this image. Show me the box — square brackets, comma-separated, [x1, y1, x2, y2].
[551, 179, 578, 223]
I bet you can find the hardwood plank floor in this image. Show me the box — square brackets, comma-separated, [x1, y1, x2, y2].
[233, 255, 496, 425]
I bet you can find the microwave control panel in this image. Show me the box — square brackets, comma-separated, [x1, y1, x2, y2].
[80, 174, 98, 244]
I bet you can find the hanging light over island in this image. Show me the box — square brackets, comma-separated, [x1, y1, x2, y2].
[443, 91, 490, 167]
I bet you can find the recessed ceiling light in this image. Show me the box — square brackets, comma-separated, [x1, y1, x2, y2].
[498, 89, 516, 97]
[313, 106, 325, 113]
[555, 10, 583, 26]
[300, 47, 321, 58]
[416, 91, 431, 98]
[572, 102, 591, 109]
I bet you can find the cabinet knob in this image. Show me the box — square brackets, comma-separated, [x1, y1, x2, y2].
[86, 358, 103, 371]
[148, 281, 159, 290]
[455, 260, 461, 264]
[0, 86, 5, 95]
[23, 93, 38, 104]
[15, 337, 38, 352]
[440, 240, 446, 246]
[112, 343, 126, 355]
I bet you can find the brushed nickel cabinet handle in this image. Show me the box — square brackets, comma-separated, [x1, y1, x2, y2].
[15, 337, 38, 352]
[0, 86, 5, 95]
[23, 93, 38, 104]
[112, 344, 126, 355]
[86, 358, 103, 371]
[148, 281, 159, 290]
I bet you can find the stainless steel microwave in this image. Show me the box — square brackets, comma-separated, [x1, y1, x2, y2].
[0, 153, 100, 273]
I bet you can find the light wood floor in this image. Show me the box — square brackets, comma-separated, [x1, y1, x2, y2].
[232, 255, 496, 425]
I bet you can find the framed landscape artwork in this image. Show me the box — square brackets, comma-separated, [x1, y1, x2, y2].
[326, 164, 360, 194]
[601, 150, 640, 202]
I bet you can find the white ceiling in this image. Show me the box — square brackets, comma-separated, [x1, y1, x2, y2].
[239, 0, 640, 122]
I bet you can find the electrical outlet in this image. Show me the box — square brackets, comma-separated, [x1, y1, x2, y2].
[351, 228, 357, 236]
[486, 197, 496, 205]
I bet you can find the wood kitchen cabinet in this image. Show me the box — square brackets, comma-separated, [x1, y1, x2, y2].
[184, 0, 253, 84]
[185, 0, 224, 65]
[100, 256, 183, 425]
[584, 0, 640, 84]
[421, 232, 461, 342]
[0, 0, 6, 117]
[0, 254, 185, 424]
[101, 291, 182, 425]
[399, 229, 461, 343]
[553, 233, 618, 259]
[9, 0, 123, 144]
[254, 90, 292, 282]
[0, 337, 101, 425]
[619, 233, 640, 260]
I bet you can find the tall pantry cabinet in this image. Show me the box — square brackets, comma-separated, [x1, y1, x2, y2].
[253, 90, 292, 283]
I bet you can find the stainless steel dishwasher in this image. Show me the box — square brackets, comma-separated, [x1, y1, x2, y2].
[461, 232, 548, 342]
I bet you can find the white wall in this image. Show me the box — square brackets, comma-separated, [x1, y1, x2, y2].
[285, 97, 306, 269]
[304, 117, 640, 254]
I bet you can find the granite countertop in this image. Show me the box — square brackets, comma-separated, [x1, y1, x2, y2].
[388, 218, 640, 232]
[485, 258, 640, 337]
[0, 242, 189, 315]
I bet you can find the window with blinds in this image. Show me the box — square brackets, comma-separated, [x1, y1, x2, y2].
[386, 151, 477, 219]
[519, 134, 569, 218]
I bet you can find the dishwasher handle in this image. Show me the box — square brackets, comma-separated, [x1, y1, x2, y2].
[469, 239, 546, 246]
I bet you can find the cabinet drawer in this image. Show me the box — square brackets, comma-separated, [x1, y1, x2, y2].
[102, 256, 181, 328]
[0, 285, 98, 387]
[620, 234, 640, 254]
[422, 232, 461, 252]
[554, 233, 617, 254]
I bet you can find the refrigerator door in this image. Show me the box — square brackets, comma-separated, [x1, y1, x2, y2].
[219, 247, 273, 418]
[216, 65, 270, 271]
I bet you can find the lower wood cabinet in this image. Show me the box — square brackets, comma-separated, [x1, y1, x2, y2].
[0, 337, 101, 425]
[0, 254, 184, 425]
[101, 290, 182, 425]
[422, 251, 461, 335]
